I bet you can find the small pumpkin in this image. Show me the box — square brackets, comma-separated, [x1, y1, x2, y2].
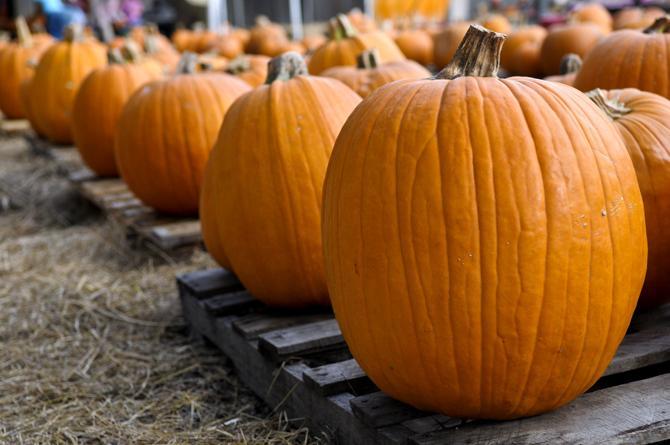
[246, 16, 290, 57]
[72, 50, 161, 177]
[171, 28, 193, 52]
[394, 28, 434, 66]
[29, 25, 106, 143]
[114, 53, 251, 214]
[500, 25, 547, 76]
[321, 49, 430, 98]
[204, 52, 361, 306]
[544, 53, 581, 85]
[481, 14, 512, 34]
[302, 34, 327, 53]
[433, 22, 472, 68]
[214, 33, 244, 59]
[540, 23, 603, 75]
[144, 26, 179, 72]
[574, 18, 670, 99]
[588, 88, 670, 309]
[322, 25, 646, 420]
[613, 7, 665, 30]
[20, 76, 47, 137]
[0, 17, 53, 119]
[308, 14, 405, 75]
[569, 3, 613, 33]
[347, 8, 377, 33]
[225, 54, 270, 87]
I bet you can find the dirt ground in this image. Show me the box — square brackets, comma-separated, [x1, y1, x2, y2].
[0, 135, 325, 444]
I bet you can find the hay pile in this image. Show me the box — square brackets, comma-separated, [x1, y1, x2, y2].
[0, 136, 325, 444]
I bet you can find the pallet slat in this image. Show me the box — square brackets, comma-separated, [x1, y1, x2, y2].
[203, 291, 261, 316]
[233, 312, 332, 340]
[350, 392, 428, 428]
[303, 358, 376, 396]
[604, 326, 670, 376]
[178, 269, 242, 299]
[258, 319, 346, 362]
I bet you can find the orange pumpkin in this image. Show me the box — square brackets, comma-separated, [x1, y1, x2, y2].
[302, 34, 327, 53]
[500, 25, 547, 76]
[544, 53, 581, 86]
[588, 88, 670, 309]
[20, 76, 47, 137]
[394, 28, 434, 66]
[115, 54, 250, 214]
[321, 49, 430, 98]
[203, 52, 361, 306]
[246, 16, 290, 57]
[0, 18, 53, 119]
[214, 33, 244, 59]
[574, 18, 670, 99]
[570, 3, 613, 33]
[29, 25, 106, 143]
[72, 51, 161, 177]
[540, 23, 603, 75]
[171, 28, 193, 52]
[613, 7, 665, 30]
[433, 22, 472, 69]
[225, 55, 270, 87]
[0, 32, 8, 51]
[481, 14, 512, 34]
[308, 14, 405, 75]
[144, 27, 179, 72]
[322, 26, 646, 420]
[347, 8, 377, 33]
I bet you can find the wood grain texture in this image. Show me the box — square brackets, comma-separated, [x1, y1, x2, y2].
[303, 358, 376, 396]
[258, 319, 345, 362]
[177, 269, 242, 299]
[233, 312, 332, 340]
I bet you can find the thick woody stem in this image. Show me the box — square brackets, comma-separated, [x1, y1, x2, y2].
[644, 16, 670, 33]
[63, 24, 83, 43]
[226, 56, 251, 74]
[331, 14, 357, 40]
[559, 53, 582, 75]
[356, 49, 381, 69]
[265, 52, 308, 83]
[587, 89, 632, 120]
[434, 25, 506, 79]
[15, 17, 33, 48]
[176, 52, 199, 74]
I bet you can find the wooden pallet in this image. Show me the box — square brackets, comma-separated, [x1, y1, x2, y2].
[179, 268, 670, 445]
[0, 118, 31, 137]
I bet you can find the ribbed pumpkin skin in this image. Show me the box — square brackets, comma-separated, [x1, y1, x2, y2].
[322, 78, 647, 419]
[72, 65, 160, 177]
[321, 60, 430, 98]
[598, 89, 670, 309]
[209, 76, 361, 307]
[574, 31, 670, 99]
[30, 39, 106, 143]
[115, 73, 250, 214]
[308, 32, 405, 75]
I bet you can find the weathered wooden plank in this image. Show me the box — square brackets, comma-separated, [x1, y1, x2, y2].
[258, 319, 345, 362]
[1, 118, 30, 134]
[68, 168, 98, 183]
[177, 269, 242, 299]
[350, 392, 428, 428]
[148, 220, 202, 250]
[202, 291, 261, 316]
[303, 358, 377, 396]
[629, 304, 670, 333]
[233, 312, 332, 340]
[604, 326, 670, 376]
[412, 374, 670, 445]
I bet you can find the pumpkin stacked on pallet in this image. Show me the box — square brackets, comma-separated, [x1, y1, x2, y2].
[321, 49, 429, 98]
[72, 48, 161, 177]
[114, 53, 250, 214]
[322, 25, 646, 420]
[0, 18, 53, 119]
[201, 52, 361, 307]
[27, 25, 106, 143]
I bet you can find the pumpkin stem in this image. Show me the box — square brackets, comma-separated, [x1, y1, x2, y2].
[331, 14, 357, 40]
[587, 89, 631, 120]
[434, 24, 506, 79]
[63, 24, 83, 43]
[108, 48, 125, 64]
[356, 49, 381, 69]
[256, 15, 271, 27]
[559, 53, 582, 75]
[265, 52, 308, 84]
[176, 52, 199, 74]
[15, 16, 33, 48]
[120, 40, 142, 63]
[644, 16, 670, 33]
[226, 56, 251, 74]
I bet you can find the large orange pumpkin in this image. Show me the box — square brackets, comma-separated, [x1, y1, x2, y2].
[433, 22, 472, 68]
[394, 28, 434, 66]
[569, 3, 613, 33]
[20, 76, 47, 137]
[322, 26, 646, 420]
[321, 49, 429, 98]
[203, 52, 361, 306]
[308, 14, 405, 74]
[588, 88, 670, 309]
[574, 18, 670, 99]
[500, 25, 547, 76]
[225, 55, 270, 87]
[29, 25, 106, 143]
[613, 7, 665, 30]
[540, 23, 603, 75]
[0, 18, 52, 119]
[72, 51, 161, 177]
[115, 54, 250, 214]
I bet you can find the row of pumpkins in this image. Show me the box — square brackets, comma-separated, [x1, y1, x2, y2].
[1, 5, 669, 421]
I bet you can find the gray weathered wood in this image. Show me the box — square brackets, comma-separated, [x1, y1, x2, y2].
[303, 358, 376, 396]
[177, 269, 242, 299]
[412, 374, 670, 445]
[604, 326, 670, 376]
[68, 168, 98, 183]
[148, 220, 202, 250]
[258, 319, 345, 362]
[202, 291, 261, 316]
[629, 304, 670, 333]
[350, 392, 428, 428]
[1, 118, 30, 134]
[233, 312, 332, 340]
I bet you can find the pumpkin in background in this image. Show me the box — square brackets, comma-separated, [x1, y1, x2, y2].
[197, 53, 228, 71]
[544, 53, 581, 86]
[574, 18, 670, 99]
[588, 88, 670, 309]
[225, 54, 270, 87]
[481, 14, 512, 34]
[433, 22, 472, 68]
[72, 50, 161, 177]
[29, 25, 106, 144]
[115, 54, 250, 214]
[302, 34, 327, 53]
[613, 7, 664, 30]
[540, 23, 603, 75]
[144, 26, 179, 72]
[214, 33, 244, 59]
[0, 18, 53, 119]
[322, 25, 646, 420]
[171, 28, 193, 52]
[347, 8, 377, 33]
[308, 14, 405, 74]
[205, 52, 361, 307]
[321, 49, 430, 98]
[569, 3, 613, 33]
[246, 16, 290, 56]
[20, 76, 48, 137]
[0, 32, 9, 51]
[500, 25, 547, 76]
[394, 28, 434, 66]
